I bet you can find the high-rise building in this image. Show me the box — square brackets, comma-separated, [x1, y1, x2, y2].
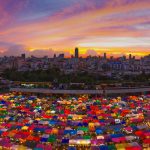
[21, 53, 25, 59]
[53, 54, 56, 58]
[132, 56, 135, 60]
[104, 53, 107, 59]
[75, 47, 79, 58]
[122, 55, 126, 61]
[110, 56, 114, 60]
[11, 58, 18, 69]
[129, 54, 132, 60]
[58, 53, 64, 58]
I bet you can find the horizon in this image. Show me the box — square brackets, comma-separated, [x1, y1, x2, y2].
[1, 49, 150, 59]
[0, 0, 150, 57]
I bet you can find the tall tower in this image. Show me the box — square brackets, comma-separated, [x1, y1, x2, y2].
[53, 54, 56, 58]
[129, 54, 132, 60]
[75, 47, 79, 58]
[21, 53, 25, 59]
[104, 53, 107, 59]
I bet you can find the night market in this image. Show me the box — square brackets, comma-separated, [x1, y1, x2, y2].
[0, 93, 149, 149]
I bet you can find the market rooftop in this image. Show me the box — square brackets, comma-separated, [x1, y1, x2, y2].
[0, 93, 149, 149]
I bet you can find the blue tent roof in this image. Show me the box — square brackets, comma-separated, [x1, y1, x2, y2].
[53, 116, 58, 119]
[83, 122, 88, 126]
[34, 128, 45, 132]
[40, 137, 48, 142]
[16, 126, 22, 129]
[99, 145, 109, 150]
[96, 129, 103, 134]
[77, 123, 83, 126]
[33, 148, 43, 150]
[0, 130, 3, 135]
[62, 139, 69, 144]
[110, 133, 124, 138]
[86, 106, 90, 109]
[64, 130, 77, 135]
[49, 120, 57, 125]
[68, 147, 76, 150]
[0, 100, 6, 104]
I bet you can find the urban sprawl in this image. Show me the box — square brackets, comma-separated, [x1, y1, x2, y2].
[0, 48, 150, 76]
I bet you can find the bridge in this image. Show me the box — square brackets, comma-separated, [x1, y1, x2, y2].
[10, 87, 150, 95]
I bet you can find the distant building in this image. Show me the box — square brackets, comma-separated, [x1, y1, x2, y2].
[75, 47, 79, 58]
[104, 53, 107, 59]
[123, 55, 126, 61]
[58, 53, 64, 58]
[11, 58, 18, 69]
[21, 53, 25, 59]
[110, 56, 114, 60]
[53, 54, 56, 58]
[129, 54, 132, 60]
[133, 56, 135, 60]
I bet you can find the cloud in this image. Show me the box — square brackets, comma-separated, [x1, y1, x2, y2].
[0, 44, 71, 57]
[86, 49, 98, 56]
[1, 44, 27, 56]
[0, 0, 29, 28]
[78, 37, 150, 48]
[29, 49, 70, 57]
[0, 41, 17, 48]
[0, 0, 150, 57]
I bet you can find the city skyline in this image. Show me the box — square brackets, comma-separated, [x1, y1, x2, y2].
[0, 0, 150, 57]
[1, 48, 150, 60]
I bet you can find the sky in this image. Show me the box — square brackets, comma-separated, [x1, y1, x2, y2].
[0, 0, 150, 57]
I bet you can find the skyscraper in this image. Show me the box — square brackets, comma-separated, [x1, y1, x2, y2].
[21, 53, 25, 59]
[58, 53, 64, 58]
[104, 53, 107, 59]
[129, 54, 132, 60]
[53, 54, 56, 58]
[75, 47, 79, 58]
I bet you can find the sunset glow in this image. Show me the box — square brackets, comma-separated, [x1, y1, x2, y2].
[0, 0, 150, 57]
